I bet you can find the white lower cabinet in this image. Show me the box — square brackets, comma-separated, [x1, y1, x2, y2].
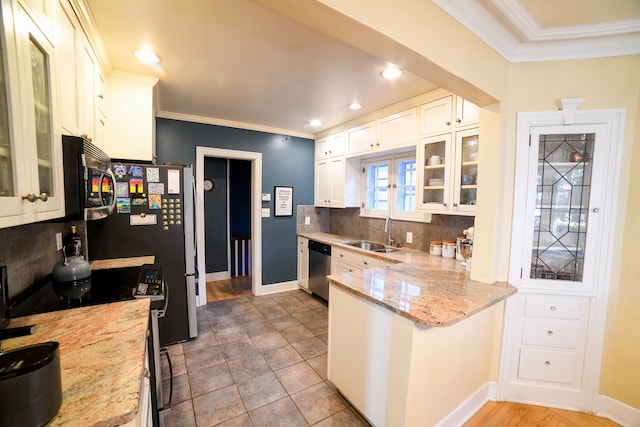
[330, 247, 383, 274]
[121, 344, 152, 427]
[297, 237, 309, 290]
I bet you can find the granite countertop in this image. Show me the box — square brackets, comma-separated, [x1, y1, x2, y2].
[299, 232, 517, 327]
[4, 299, 151, 426]
[90, 256, 156, 270]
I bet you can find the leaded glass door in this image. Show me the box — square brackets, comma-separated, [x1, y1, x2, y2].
[522, 124, 607, 292]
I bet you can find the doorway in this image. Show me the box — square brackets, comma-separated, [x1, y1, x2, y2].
[195, 147, 262, 306]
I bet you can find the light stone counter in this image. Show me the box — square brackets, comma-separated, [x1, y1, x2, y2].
[90, 256, 155, 270]
[299, 231, 516, 327]
[4, 299, 151, 426]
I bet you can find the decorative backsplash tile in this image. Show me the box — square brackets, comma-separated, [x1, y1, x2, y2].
[302, 206, 474, 252]
[0, 221, 85, 298]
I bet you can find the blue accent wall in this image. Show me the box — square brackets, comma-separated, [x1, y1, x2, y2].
[155, 118, 315, 285]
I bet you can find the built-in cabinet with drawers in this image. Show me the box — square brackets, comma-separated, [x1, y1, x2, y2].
[0, 0, 65, 228]
[499, 105, 625, 412]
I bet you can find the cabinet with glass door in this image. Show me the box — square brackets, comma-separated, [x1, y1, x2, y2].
[417, 128, 478, 214]
[0, 3, 64, 228]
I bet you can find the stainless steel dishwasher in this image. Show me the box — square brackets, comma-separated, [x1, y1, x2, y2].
[308, 240, 331, 301]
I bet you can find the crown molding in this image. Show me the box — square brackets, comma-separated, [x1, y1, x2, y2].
[433, 0, 640, 62]
[156, 111, 314, 140]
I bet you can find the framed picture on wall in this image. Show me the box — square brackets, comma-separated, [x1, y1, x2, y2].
[274, 186, 293, 217]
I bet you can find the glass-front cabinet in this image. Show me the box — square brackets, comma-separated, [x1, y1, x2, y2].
[514, 123, 608, 293]
[0, 3, 63, 228]
[417, 128, 478, 214]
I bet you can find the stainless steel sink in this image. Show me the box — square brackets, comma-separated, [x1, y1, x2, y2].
[346, 241, 398, 253]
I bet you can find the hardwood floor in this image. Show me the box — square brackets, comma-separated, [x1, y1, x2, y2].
[464, 402, 620, 427]
[206, 275, 252, 302]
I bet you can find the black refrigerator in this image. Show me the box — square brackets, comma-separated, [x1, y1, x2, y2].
[87, 163, 198, 346]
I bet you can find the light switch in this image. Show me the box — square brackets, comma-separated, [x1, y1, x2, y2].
[406, 232, 413, 244]
[261, 208, 270, 217]
[55, 232, 63, 251]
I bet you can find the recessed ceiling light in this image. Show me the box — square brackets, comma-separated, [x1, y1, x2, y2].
[134, 49, 160, 64]
[348, 102, 362, 110]
[382, 66, 403, 80]
[309, 119, 322, 127]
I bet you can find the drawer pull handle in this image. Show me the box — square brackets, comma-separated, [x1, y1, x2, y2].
[550, 306, 557, 311]
[545, 361, 551, 367]
[547, 330, 554, 335]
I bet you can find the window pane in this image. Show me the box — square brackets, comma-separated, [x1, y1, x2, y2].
[396, 159, 416, 212]
[365, 162, 389, 210]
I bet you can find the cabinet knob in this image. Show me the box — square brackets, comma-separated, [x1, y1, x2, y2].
[98, 94, 104, 99]
[21, 192, 48, 203]
[547, 330, 554, 336]
[445, 121, 451, 126]
[550, 306, 557, 311]
[453, 202, 458, 207]
[592, 208, 600, 213]
[443, 202, 448, 207]
[544, 361, 551, 367]
[370, 144, 374, 147]
[363, 261, 368, 265]
[456, 118, 462, 123]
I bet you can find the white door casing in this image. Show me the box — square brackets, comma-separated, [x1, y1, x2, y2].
[195, 147, 262, 306]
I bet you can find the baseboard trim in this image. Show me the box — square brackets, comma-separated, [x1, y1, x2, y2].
[435, 382, 494, 427]
[597, 395, 640, 427]
[258, 280, 299, 296]
[206, 271, 230, 281]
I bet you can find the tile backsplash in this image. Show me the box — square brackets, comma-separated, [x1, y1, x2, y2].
[0, 221, 84, 298]
[297, 205, 474, 252]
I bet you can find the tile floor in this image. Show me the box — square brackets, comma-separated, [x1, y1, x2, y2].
[161, 290, 369, 426]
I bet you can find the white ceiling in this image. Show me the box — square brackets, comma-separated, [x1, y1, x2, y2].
[82, 0, 640, 138]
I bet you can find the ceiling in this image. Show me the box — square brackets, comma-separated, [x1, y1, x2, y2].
[82, 0, 640, 138]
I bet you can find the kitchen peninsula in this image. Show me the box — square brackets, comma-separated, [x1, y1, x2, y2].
[3, 299, 151, 427]
[300, 232, 516, 426]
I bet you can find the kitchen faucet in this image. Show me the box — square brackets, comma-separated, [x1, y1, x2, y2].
[384, 216, 395, 247]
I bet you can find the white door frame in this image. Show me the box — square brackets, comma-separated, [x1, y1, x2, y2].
[195, 146, 262, 306]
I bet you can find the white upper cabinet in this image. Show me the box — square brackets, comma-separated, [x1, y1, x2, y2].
[456, 96, 479, 128]
[346, 121, 375, 155]
[55, 0, 106, 151]
[377, 107, 417, 150]
[420, 95, 452, 135]
[316, 131, 345, 159]
[0, 1, 64, 228]
[105, 72, 156, 161]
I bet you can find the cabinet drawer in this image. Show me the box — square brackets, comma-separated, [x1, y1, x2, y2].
[332, 247, 355, 264]
[353, 253, 380, 269]
[518, 348, 578, 385]
[521, 318, 581, 349]
[524, 295, 587, 320]
[298, 237, 308, 248]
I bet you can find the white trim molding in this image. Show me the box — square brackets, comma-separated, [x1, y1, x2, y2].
[195, 147, 262, 305]
[597, 395, 640, 427]
[432, 0, 640, 62]
[158, 111, 314, 140]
